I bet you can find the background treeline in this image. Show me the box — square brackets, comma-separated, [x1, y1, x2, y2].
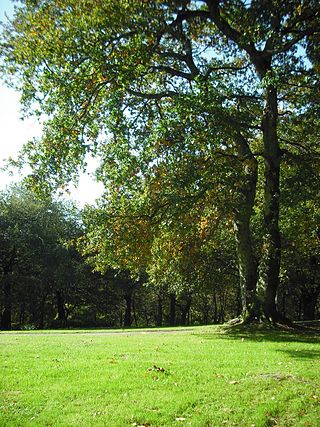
[1, 185, 318, 330]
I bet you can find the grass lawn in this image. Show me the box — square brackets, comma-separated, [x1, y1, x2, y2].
[0, 325, 319, 426]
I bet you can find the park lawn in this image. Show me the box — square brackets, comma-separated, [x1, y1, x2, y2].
[0, 326, 319, 427]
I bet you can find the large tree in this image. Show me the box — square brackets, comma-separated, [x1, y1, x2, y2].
[1, 0, 319, 322]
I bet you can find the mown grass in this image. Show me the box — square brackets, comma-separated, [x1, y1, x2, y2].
[1, 325, 319, 426]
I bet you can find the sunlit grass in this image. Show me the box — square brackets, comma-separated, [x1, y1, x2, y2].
[1, 325, 319, 426]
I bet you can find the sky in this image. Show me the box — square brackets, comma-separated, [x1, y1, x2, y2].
[0, 0, 104, 206]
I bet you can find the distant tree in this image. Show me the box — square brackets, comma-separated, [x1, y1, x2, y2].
[0, 186, 82, 329]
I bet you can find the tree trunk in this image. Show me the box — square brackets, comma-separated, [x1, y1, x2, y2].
[1, 279, 12, 330]
[280, 282, 286, 320]
[207, 0, 280, 322]
[0, 249, 16, 330]
[212, 291, 218, 323]
[180, 295, 192, 326]
[236, 284, 242, 317]
[234, 213, 258, 321]
[157, 292, 163, 327]
[202, 300, 209, 325]
[132, 297, 138, 327]
[218, 292, 226, 323]
[34, 294, 47, 329]
[123, 293, 132, 327]
[302, 293, 317, 321]
[19, 302, 26, 327]
[56, 290, 67, 326]
[169, 294, 176, 326]
[257, 83, 282, 322]
[233, 133, 259, 322]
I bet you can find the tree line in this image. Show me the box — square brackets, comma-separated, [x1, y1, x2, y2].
[0, 185, 318, 330]
[0, 0, 319, 328]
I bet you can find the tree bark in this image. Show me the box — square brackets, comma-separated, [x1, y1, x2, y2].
[19, 302, 26, 327]
[169, 294, 176, 326]
[212, 291, 218, 323]
[257, 83, 282, 322]
[302, 292, 318, 321]
[55, 290, 67, 326]
[32, 293, 47, 329]
[157, 292, 163, 327]
[0, 249, 16, 330]
[233, 133, 259, 322]
[1, 279, 12, 330]
[180, 295, 192, 326]
[132, 297, 138, 327]
[123, 293, 132, 327]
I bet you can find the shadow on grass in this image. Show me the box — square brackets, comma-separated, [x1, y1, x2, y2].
[195, 323, 320, 345]
[276, 348, 320, 360]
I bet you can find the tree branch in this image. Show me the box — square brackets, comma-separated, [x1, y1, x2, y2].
[204, 64, 249, 78]
[127, 89, 178, 100]
[152, 65, 195, 81]
[205, 0, 258, 57]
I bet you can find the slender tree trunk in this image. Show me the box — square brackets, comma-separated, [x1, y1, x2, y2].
[56, 290, 67, 326]
[236, 284, 242, 317]
[302, 293, 317, 321]
[202, 300, 209, 325]
[234, 214, 258, 321]
[218, 292, 226, 323]
[0, 249, 16, 330]
[233, 133, 259, 322]
[132, 297, 138, 327]
[169, 294, 176, 326]
[19, 302, 26, 327]
[157, 292, 163, 327]
[212, 291, 218, 323]
[34, 294, 47, 329]
[123, 293, 132, 327]
[1, 279, 12, 330]
[257, 83, 282, 322]
[180, 295, 192, 326]
[119, 308, 123, 328]
[144, 309, 149, 326]
[281, 283, 286, 320]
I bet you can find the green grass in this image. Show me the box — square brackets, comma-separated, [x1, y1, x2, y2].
[1, 325, 319, 426]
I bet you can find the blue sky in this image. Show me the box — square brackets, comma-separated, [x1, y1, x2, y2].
[0, 0, 103, 205]
[0, 0, 14, 21]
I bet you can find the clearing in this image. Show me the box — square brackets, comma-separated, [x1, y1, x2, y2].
[1, 325, 319, 426]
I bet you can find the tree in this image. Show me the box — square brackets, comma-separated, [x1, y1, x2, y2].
[0, 185, 82, 329]
[1, 0, 319, 322]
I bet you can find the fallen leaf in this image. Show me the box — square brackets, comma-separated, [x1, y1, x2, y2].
[154, 365, 165, 372]
[132, 423, 150, 427]
[229, 380, 239, 385]
[147, 365, 165, 373]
